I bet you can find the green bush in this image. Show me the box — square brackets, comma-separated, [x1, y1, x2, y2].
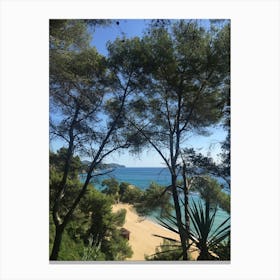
[49, 151, 133, 261]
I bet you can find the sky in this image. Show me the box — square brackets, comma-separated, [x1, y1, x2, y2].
[50, 19, 228, 167]
[91, 20, 150, 56]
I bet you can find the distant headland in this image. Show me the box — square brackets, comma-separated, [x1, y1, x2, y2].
[81, 160, 125, 169]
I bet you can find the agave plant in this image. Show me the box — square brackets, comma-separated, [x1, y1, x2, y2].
[151, 212, 196, 260]
[150, 197, 230, 261]
[145, 239, 184, 260]
[188, 199, 230, 260]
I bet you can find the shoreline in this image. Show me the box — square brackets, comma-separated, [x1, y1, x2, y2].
[112, 203, 198, 261]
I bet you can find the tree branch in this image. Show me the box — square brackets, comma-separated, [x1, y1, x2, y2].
[61, 72, 133, 227]
[126, 118, 171, 171]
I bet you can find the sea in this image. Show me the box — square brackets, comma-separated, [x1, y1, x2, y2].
[79, 167, 230, 233]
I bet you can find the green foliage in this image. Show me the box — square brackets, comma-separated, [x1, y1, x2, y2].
[49, 168, 83, 214]
[107, 37, 148, 83]
[213, 238, 230, 261]
[192, 176, 230, 213]
[154, 197, 230, 261]
[49, 46, 109, 156]
[49, 19, 137, 261]
[188, 199, 230, 260]
[49, 149, 84, 214]
[101, 178, 120, 202]
[100, 178, 173, 220]
[101, 231, 133, 260]
[135, 182, 173, 218]
[50, 19, 91, 51]
[145, 239, 183, 261]
[49, 151, 132, 261]
[49, 19, 112, 52]
[115, 21, 230, 260]
[220, 133, 230, 180]
[49, 214, 85, 260]
[182, 147, 230, 189]
[77, 187, 132, 261]
[119, 182, 143, 204]
[50, 186, 133, 260]
[49, 22, 111, 155]
[82, 234, 105, 261]
[119, 182, 130, 198]
[49, 19, 230, 261]
[100, 179, 144, 204]
[50, 148, 82, 178]
[127, 20, 230, 139]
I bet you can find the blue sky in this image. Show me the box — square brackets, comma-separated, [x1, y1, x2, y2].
[51, 19, 228, 167]
[102, 127, 227, 167]
[91, 20, 150, 56]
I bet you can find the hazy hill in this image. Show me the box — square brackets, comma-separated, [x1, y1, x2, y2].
[81, 161, 125, 169]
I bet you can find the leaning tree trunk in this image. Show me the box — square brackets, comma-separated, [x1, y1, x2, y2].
[50, 224, 64, 260]
[50, 107, 79, 260]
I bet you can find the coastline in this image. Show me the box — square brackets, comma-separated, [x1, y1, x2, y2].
[112, 203, 198, 261]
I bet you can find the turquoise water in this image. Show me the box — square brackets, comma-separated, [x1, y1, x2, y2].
[79, 167, 230, 232]
[81, 167, 172, 189]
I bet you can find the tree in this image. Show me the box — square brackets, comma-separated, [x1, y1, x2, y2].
[182, 147, 230, 189]
[50, 148, 82, 178]
[49, 19, 230, 261]
[49, 151, 132, 261]
[49, 20, 142, 260]
[125, 20, 230, 259]
[79, 188, 132, 260]
[49, 45, 110, 260]
[191, 176, 230, 213]
[119, 182, 143, 204]
[101, 178, 120, 202]
[49, 19, 112, 52]
[135, 182, 173, 218]
[178, 142, 231, 247]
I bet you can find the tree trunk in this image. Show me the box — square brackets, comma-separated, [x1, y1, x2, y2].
[182, 162, 190, 260]
[197, 247, 211, 260]
[50, 224, 64, 260]
[171, 174, 188, 260]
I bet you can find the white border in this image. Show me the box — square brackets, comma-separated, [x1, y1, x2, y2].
[1, 0, 279, 279]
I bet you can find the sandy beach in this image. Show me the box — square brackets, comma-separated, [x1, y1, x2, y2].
[112, 203, 198, 261]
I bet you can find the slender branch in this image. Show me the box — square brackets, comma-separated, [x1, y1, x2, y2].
[50, 130, 70, 143]
[164, 94, 173, 133]
[173, 86, 183, 165]
[95, 142, 130, 166]
[75, 101, 101, 124]
[126, 118, 171, 171]
[163, 94, 175, 167]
